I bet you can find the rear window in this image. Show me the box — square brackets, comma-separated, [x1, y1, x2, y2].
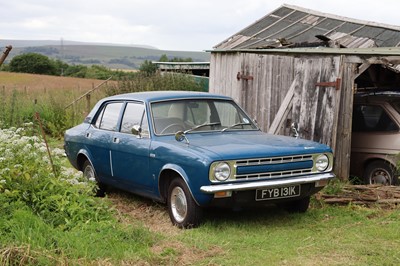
[94, 102, 123, 131]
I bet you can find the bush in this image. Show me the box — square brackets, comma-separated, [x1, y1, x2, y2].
[0, 125, 157, 264]
[0, 125, 113, 230]
[107, 72, 205, 96]
[9, 53, 57, 75]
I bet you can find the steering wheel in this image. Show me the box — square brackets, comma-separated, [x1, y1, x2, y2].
[160, 123, 185, 134]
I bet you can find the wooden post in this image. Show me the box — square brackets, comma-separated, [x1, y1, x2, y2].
[86, 94, 91, 113]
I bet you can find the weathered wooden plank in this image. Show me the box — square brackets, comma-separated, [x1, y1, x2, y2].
[268, 79, 296, 134]
[354, 63, 370, 79]
[333, 61, 355, 180]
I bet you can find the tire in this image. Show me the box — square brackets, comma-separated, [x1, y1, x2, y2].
[363, 161, 398, 186]
[282, 196, 310, 213]
[167, 178, 203, 228]
[82, 160, 106, 197]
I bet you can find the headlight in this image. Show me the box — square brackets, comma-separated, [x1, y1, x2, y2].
[214, 162, 231, 181]
[315, 154, 329, 172]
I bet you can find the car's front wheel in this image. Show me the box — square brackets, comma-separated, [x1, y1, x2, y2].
[363, 161, 398, 186]
[82, 160, 106, 197]
[167, 178, 203, 228]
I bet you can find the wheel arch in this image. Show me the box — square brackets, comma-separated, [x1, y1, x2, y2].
[76, 149, 92, 171]
[158, 164, 198, 205]
[363, 157, 396, 172]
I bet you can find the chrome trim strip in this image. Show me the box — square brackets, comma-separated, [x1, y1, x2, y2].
[109, 151, 114, 177]
[200, 173, 335, 193]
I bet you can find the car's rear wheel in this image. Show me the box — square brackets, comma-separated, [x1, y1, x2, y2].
[363, 161, 398, 185]
[167, 178, 203, 228]
[83, 160, 106, 197]
[282, 196, 310, 213]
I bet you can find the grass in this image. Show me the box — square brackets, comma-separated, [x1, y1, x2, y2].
[96, 189, 400, 266]
[186, 204, 400, 265]
[0, 72, 115, 137]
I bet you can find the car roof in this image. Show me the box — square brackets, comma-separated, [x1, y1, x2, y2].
[103, 91, 232, 103]
[355, 91, 400, 98]
[354, 91, 400, 103]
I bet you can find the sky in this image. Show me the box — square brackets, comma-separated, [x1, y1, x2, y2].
[1, 0, 400, 52]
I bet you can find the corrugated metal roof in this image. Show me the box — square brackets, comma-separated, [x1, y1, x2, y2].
[210, 47, 400, 56]
[215, 4, 400, 50]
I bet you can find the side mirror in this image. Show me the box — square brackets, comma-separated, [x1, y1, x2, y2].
[291, 122, 299, 139]
[131, 125, 142, 137]
[175, 131, 189, 144]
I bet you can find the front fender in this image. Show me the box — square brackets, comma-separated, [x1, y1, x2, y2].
[159, 163, 214, 206]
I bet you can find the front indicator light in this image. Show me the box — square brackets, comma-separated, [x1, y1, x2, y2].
[214, 191, 232, 198]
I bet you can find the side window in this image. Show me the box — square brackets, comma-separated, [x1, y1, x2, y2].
[94, 102, 123, 131]
[120, 102, 150, 136]
[353, 104, 398, 132]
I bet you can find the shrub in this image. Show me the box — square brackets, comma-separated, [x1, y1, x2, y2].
[0, 125, 113, 230]
[9, 53, 57, 75]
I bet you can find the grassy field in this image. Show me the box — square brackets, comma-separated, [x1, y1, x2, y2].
[0, 72, 115, 136]
[5, 41, 211, 69]
[0, 72, 399, 265]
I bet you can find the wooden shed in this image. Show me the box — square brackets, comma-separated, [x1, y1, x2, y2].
[209, 5, 400, 180]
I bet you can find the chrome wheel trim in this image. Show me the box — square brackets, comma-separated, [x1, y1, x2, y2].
[370, 168, 391, 185]
[83, 164, 95, 181]
[170, 186, 187, 223]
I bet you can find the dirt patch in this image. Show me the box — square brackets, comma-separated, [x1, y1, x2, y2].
[106, 190, 225, 265]
[107, 190, 179, 236]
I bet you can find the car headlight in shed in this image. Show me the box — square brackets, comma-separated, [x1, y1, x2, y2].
[315, 154, 329, 172]
[214, 162, 231, 181]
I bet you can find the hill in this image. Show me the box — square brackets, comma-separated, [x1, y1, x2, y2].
[0, 40, 210, 70]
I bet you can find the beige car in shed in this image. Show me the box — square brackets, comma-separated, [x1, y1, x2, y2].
[351, 92, 400, 185]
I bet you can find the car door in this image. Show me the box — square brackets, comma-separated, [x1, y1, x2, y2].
[110, 101, 153, 194]
[85, 101, 124, 181]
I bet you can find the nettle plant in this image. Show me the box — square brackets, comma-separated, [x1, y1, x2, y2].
[0, 124, 113, 230]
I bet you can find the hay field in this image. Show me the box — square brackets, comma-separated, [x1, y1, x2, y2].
[0, 72, 116, 135]
[0, 72, 115, 96]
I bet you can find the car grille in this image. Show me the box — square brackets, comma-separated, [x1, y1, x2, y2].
[234, 155, 314, 180]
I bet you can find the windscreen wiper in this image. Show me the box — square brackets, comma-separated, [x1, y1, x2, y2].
[185, 122, 221, 134]
[221, 122, 251, 132]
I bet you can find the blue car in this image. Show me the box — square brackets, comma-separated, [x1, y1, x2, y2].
[64, 91, 335, 228]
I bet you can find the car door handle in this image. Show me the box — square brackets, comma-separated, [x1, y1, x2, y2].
[113, 137, 120, 144]
[85, 132, 91, 138]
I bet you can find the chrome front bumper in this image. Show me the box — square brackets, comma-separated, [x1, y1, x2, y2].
[200, 172, 335, 194]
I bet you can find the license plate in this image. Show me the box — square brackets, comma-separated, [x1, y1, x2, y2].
[255, 185, 301, 201]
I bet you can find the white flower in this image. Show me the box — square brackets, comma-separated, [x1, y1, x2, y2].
[14, 164, 22, 169]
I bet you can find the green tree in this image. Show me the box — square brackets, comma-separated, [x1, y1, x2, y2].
[53, 59, 69, 76]
[9, 53, 57, 75]
[159, 54, 169, 62]
[63, 64, 88, 78]
[139, 60, 157, 75]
